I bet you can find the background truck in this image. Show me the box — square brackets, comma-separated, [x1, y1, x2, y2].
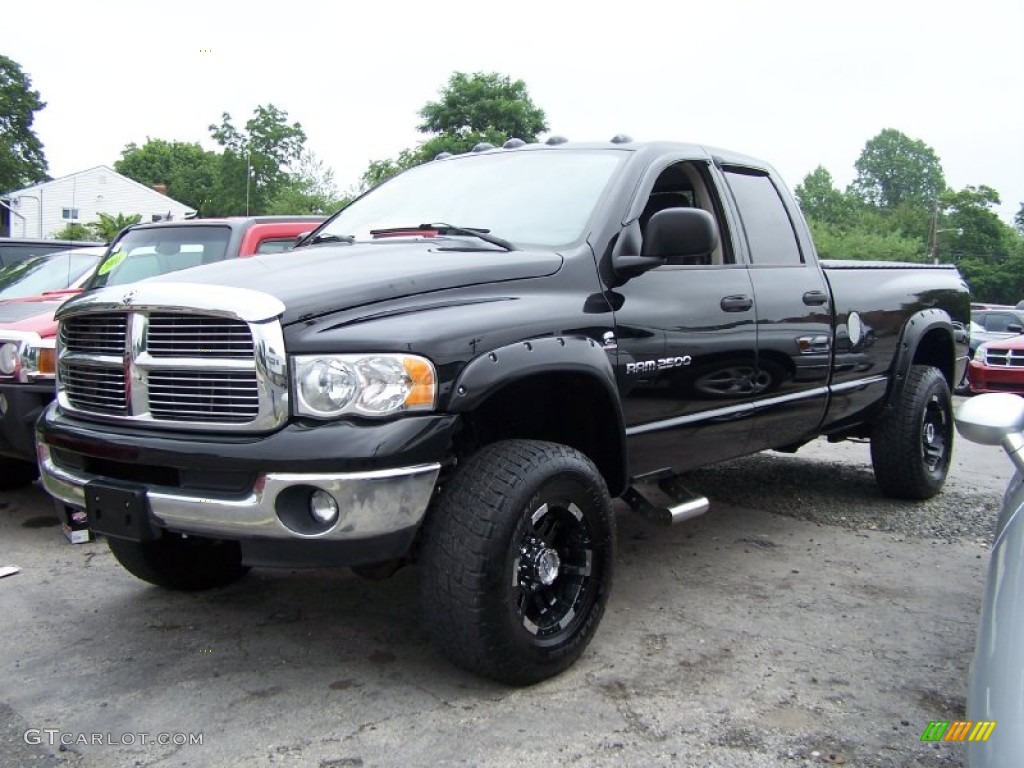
[37, 138, 969, 684]
[0, 216, 322, 488]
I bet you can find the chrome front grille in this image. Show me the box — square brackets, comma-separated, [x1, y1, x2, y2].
[148, 370, 259, 422]
[147, 313, 254, 358]
[985, 349, 1024, 368]
[60, 361, 127, 413]
[55, 285, 288, 433]
[60, 313, 127, 355]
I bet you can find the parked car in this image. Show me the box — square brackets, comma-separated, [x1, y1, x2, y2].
[0, 237, 103, 268]
[971, 308, 1024, 336]
[36, 138, 968, 684]
[956, 319, 1024, 394]
[0, 216, 323, 490]
[969, 335, 1024, 395]
[954, 393, 1024, 766]
[0, 246, 106, 300]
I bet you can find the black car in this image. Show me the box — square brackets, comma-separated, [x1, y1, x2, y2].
[0, 238, 104, 269]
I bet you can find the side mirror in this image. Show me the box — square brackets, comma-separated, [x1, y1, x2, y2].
[294, 231, 312, 248]
[642, 208, 719, 263]
[955, 393, 1024, 474]
[1007, 323, 1023, 334]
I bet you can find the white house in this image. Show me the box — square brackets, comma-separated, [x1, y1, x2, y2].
[0, 166, 196, 238]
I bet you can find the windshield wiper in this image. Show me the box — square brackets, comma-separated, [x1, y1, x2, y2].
[369, 223, 515, 251]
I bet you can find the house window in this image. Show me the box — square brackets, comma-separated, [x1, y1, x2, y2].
[62, 208, 79, 220]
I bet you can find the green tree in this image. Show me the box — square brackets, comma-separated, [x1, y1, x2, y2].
[0, 55, 48, 193]
[794, 166, 858, 227]
[86, 212, 142, 242]
[210, 104, 307, 215]
[1015, 203, 1024, 237]
[851, 129, 945, 209]
[808, 219, 925, 262]
[115, 139, 219, 215]
[417, 71, 548, 149]
[936, 185, 1010, 265]
[52, 223, 92, 240]
[267, 151, 349, 215]
[359, 72, 549, 190]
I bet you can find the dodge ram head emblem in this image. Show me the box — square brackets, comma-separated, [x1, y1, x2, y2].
[121, 289, 138, 306]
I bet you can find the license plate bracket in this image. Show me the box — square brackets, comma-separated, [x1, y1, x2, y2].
[84, 482, 158, 541]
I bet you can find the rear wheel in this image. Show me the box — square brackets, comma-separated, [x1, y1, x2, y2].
[870, 364, 953, 500]
[107, 533, 250, 591]
[420, 440, 615, 685]
[0, 457, 38, 491]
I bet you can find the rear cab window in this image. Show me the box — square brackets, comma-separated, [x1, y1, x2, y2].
[255, 238, 297, 255]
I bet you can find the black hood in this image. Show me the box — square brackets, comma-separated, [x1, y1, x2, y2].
[142, 241, 563, 324]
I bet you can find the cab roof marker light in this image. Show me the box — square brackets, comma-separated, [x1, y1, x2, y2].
[545, 136, 569, 145]
[471, 142, 496, 153]
[610, 134, 633, 144]
[503, 138, 526, 149]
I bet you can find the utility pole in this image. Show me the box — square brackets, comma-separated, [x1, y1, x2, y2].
[245, 150, 251, 216]
[929, 200, 939, 264]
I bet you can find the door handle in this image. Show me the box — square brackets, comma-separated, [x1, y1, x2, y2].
[802, 290, 829, 306]
[720, 295, 753, 312]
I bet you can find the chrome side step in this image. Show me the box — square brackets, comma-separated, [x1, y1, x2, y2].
[622, 477, 710, 526]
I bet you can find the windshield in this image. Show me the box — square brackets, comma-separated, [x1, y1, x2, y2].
[0, 250, 102, 299]
[88, 226, 232, 289]
[314, 149, 627, 248]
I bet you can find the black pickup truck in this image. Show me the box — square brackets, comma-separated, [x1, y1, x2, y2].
[37, 138, 970, 684]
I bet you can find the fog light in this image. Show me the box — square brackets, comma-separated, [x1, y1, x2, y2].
[309, 489, 339, 525]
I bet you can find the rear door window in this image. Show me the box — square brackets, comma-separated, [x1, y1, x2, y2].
[722, 168, 803, 266]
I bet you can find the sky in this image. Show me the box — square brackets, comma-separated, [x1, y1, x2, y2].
[3, 0, 1022, 223]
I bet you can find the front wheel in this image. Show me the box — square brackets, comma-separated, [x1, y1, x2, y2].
[420, 440, 615, 685]
[870, 364, 953, 500]
[107, 533, 250, 591]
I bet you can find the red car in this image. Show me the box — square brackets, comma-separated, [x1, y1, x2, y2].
[0, 216, 323, 488]
[968, 335, 1024, 395]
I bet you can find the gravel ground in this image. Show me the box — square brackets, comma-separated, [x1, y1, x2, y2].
[682, 447, 1000, 545]
[0, 411, 1013, 768]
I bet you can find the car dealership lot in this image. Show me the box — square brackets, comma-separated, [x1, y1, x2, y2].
[1, 405, 1010, 768]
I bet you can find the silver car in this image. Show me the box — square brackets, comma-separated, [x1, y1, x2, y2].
[954, 393, 1024, 766]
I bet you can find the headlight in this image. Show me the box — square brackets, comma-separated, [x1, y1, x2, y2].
[0, 334, 56, 381]
[973, 344, 988, 362]
[0, 343, 17, 376]
[292, 353, 436, 418]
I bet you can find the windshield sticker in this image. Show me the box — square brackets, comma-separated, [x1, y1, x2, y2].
[97, 250, 128, 276]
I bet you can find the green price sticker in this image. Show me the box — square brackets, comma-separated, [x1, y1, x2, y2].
[97, 250, 128, 276]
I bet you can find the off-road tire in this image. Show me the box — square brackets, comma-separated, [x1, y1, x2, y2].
[0, 457, 39, 490]
[870, 364, 953, 500]
[107, 533, 250, 591]
[420, 439, 615, 686]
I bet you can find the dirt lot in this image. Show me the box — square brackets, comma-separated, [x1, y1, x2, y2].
[0, 414, 1011, 768]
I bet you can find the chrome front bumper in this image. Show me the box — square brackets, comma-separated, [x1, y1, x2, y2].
[38, 443, 440, 541]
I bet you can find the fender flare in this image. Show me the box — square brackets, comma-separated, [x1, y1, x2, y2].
[885, 307, 956, 408]
[448, 335, 628, 494]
